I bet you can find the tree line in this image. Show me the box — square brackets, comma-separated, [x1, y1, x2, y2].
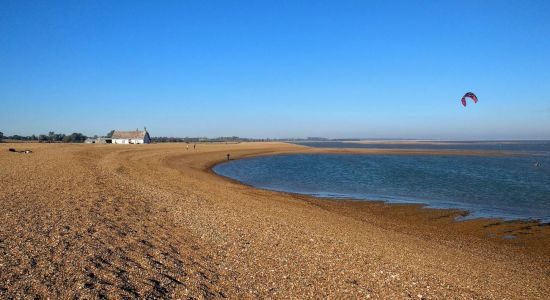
[1, 130, 361, 144]
[0, 131, 89, 143]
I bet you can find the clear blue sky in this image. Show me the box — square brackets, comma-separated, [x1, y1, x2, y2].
[1, 1, 549, 139]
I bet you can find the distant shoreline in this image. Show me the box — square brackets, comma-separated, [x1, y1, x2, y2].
[345, 139, 550, 145]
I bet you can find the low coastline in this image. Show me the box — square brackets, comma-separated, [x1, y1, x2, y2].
[211, 151, 550, 223]
[1, 142, 549, 298]
[203, 144, 550, 291]
[208, 147, 550, 253]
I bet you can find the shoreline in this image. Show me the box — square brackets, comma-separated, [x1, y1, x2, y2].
[2, 142, 549, 298]
[209, 149, 549, 225]
[201, 144, 550, 261]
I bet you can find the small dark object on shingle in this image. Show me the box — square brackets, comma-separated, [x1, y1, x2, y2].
[8, 148, 32, 154]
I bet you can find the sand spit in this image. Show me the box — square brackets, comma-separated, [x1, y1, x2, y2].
[1, 142, 549, 299]
[346, 140, 530, 145]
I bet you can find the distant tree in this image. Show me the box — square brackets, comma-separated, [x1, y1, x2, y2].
[54, 133, 65, 142]
[105, 130, 115, 138]
[69, 132, 87, 143]
[56, 132, 85, 143]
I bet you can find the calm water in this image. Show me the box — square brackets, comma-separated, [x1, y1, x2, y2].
[294, 140, 550, 155]
[214, 152, 550, 222]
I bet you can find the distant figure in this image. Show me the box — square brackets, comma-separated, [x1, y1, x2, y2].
[227, 153, 230, 161]
[194, 144, 196, 150]
[186, 144, 189, 150]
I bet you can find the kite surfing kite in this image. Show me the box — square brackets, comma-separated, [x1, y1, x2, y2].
[461, 92, 478, 107]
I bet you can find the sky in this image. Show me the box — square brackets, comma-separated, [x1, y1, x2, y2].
[1, 0, 549, 139]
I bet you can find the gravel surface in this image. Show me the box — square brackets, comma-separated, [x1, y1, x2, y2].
[1, 142, 548, 299]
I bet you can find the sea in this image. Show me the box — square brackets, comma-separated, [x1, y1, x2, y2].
[213, 141, 550, 222]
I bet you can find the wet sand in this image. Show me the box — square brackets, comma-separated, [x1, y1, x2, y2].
[1, 142, 549, 299]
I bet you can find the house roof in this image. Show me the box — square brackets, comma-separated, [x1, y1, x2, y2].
[111, 130, 148, 139]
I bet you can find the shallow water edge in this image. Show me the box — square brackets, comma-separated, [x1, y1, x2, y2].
[211, 151, 550, 225]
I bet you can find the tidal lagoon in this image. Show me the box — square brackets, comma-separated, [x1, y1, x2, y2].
[215, 143, 550, 222]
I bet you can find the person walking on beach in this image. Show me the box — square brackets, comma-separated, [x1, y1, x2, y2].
[227, 153, 230, 161]
[194, 144, 196, 150]
[186, 144, 189, 150]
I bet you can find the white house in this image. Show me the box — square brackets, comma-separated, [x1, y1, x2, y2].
[111, 129, 151, 144]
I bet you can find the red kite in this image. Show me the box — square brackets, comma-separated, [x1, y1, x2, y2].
[461, 92, 478, 107]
